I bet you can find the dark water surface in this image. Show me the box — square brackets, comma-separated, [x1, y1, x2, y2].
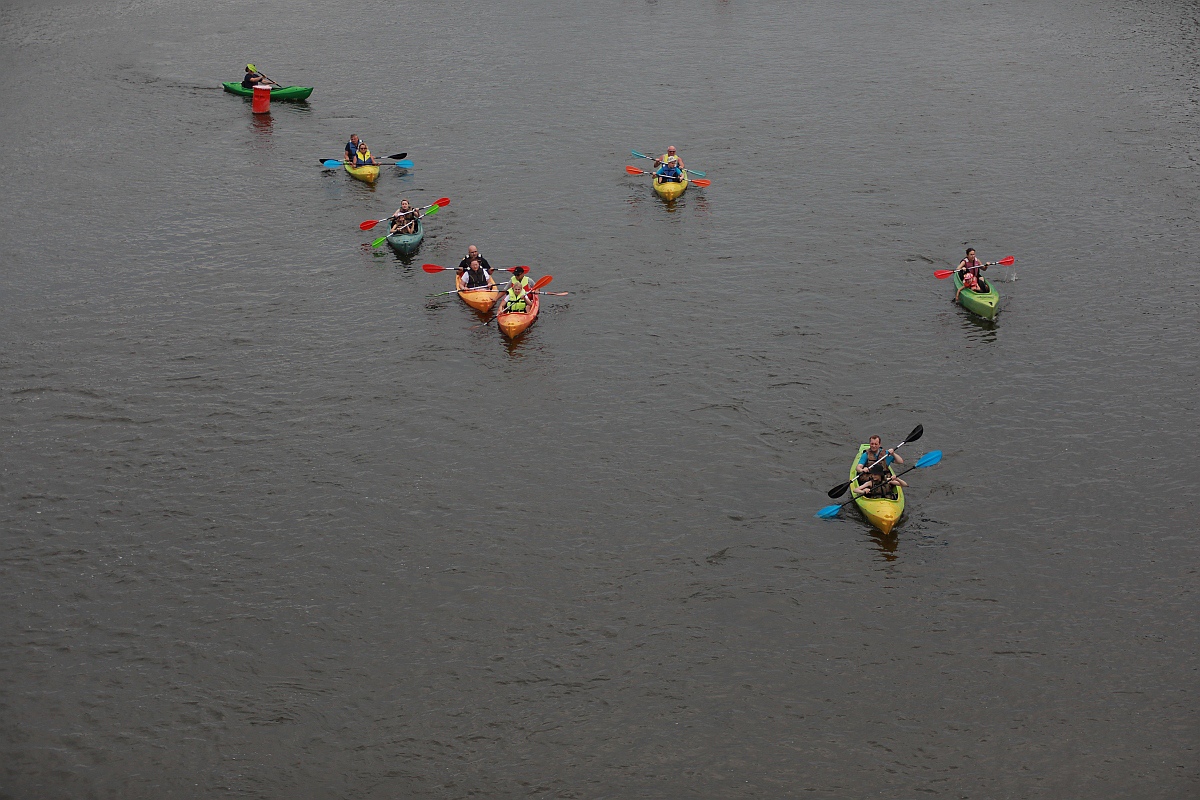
[2, 0, 1197, 797]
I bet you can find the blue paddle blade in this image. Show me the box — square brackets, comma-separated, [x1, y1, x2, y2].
[915, 450, 943, 468]
[815, 504, 843, 519]
[686, 169, 706, 178]
[393, 159, 414, 168]
[323, 159, 343, 168]
[631, 150, 650, 159]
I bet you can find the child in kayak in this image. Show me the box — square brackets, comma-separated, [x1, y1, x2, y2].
[504, 267, 533, 313]
[388, 200, 421, 235]
[654, 146, 685, 182]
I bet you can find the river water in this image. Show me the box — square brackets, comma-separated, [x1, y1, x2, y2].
[1, 0, 1197, 797]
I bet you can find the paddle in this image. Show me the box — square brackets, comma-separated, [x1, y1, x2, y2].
[934, 256, 1015, 279]
[631, 150, 706, 178]
[370, 204, 440, 248]
[323, 158, 415, 169]
[421, 264, 527, 274]
[825, 425, 923, 499]
[359, 198, 450, 230]
[815, 450, 943, 519]
[624, 165, 711, 187]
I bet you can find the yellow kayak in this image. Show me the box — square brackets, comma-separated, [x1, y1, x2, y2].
[653, 168, 688, 200]
[344, 162, 379, 184]
[850, 444, 905, 534]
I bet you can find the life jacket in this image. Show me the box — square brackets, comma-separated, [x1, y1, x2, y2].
[660, 153, 679, 165]
[961, 256, 983, 278]
[354, 148, 373, 166]
[506, 277, 531, 311]
[465, 268, 491, 289]
[961, 271, 980, 291]
[861, 448, 890, 476]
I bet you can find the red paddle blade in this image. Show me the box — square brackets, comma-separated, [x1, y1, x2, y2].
[934, 269, 955, 279]
[625, 166, 645, 175]
[690, 178, 711, 187]
[996, 255, 1016, 266]
[530, 275, 552, 291]
[359, 219, 380, 230]
[434, 197, 451, 207]
[421, 264, 449, 273]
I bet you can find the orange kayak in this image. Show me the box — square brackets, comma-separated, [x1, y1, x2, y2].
[456, 274, 501, 314]
[496, 291, 540, 339]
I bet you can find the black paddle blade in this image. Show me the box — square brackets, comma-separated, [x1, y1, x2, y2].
[827, 480, 852, 499]
[385, 152, 408, 160]
[903, 424, 923, 444]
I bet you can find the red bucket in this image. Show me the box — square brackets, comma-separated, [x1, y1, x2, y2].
[252, 84, 271, 114]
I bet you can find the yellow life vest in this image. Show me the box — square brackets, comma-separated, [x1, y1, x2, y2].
[506, 276, 531, 310]
[355, 147, 373, 165]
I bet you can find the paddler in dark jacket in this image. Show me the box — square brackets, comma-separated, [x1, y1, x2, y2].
[461, 258, 495, 290]
[241, 64, 272, 89]
[456, 245, 491, 277]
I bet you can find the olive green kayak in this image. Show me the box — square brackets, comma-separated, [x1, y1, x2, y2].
[953, 271, 1000, 319]
[221, 82, 313, 101]
[386, 219, 423, 255]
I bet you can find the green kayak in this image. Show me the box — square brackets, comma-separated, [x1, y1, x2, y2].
[386, 219, 424, 255]
[953, 271, 1000, 319]
[221, 82, 313, 101]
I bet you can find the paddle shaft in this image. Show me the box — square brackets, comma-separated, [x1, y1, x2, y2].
[631, 150, 705, 177]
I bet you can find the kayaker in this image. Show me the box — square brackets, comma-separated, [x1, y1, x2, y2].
[853, 435, 907, 498]
[388, 200, 421, 235]
[955, 270, 983, 302]
[956, 247, 989, 284]
[462, 258, 495, 290]
[456, 245, 492, 276]
[241, 64, 273, 89]
[345, 135, 364, 163]
[352, 142, 378, 168]
[504, 266, 533, 313]
[654, 146, 685, 181]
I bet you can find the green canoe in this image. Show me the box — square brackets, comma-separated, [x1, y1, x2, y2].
[221, 82, 313, 101]
[386, 219, 424, 255]
[953, 271, 1000, 319]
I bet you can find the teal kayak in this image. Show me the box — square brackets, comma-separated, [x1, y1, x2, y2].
[221, 82, 313, 101]
[953, 271, 1000, 319]
[386, 219, 423, 255]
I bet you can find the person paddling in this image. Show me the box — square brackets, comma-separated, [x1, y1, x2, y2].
[345, 135, 364, 163]
[388, 200, 422, 235]
[456, 245, 492, 277]
[241, 64, 275, 89]
[853, 435, 907, 498]
[352, 141, 378, 168]
[504, 266, 533, 313]
[955, 247, 996, 301]
[654, 146, 685, 182]
[461, 258, 496, 290]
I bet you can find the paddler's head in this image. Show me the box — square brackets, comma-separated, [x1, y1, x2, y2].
[246, 64, 256, 73]
[399, 200, 411, 211]
[512, 266, 526, 278]
[868, 435, 882, 450]
[965, 247, 975, 257]
[467, 245, 480, 259]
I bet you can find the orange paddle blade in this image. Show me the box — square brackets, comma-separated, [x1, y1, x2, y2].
[934, 269, 955, 279]
[996, 255, 1016, 266]
[422, 263, 449, 273]
[435, 197, 451, 207]
[530, 275, 552, 291]
[690, 178, 711, 187]
[359, 219, 382, 230]
[625, 165, 645, 175]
